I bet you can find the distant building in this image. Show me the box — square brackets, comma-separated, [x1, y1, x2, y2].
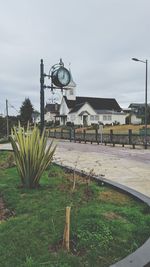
[44, 103, 60, 123]
[126, 103, 146, 124]
[59, 86, 127, 126]
[129, 103, 145, 115]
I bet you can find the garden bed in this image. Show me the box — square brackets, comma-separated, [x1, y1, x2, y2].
[0, 151, 150, 267]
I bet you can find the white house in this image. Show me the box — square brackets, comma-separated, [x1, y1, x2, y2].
[44, 103, 60, 123]
[34, 103, 60, 124]
[59, 86, 127, 126]
[123, 103, 148, 125]
[130, 114, 142, 125]
[128, 103, 144, 124]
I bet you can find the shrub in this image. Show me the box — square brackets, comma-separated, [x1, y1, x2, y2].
[10, 125, 57, 189]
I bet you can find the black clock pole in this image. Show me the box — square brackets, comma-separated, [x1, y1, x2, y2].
[40, 59, 45, 134]
[40, 58, 71, 134]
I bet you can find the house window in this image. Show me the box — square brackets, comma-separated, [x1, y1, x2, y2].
[90, 115, 94, 121]
[95, 115, 99, 121]
[103, 115, 112, 121]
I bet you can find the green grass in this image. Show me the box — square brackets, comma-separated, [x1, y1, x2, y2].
[0, 152, 150, 267]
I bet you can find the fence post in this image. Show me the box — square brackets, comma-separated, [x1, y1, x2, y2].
[110, 129, 113, 143]
[74, 129, 76, 142]
[128, 129, 132, 145]
[83, 129, 86, 143]
[61, 128, 63, 139]
[54, 129, 56, 138]
[99, 125, 103, 144]
[95, 129, 98, 143]
[69, 128, 72, 142]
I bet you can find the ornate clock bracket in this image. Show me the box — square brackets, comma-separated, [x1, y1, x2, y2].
[40, 58, 71, 133]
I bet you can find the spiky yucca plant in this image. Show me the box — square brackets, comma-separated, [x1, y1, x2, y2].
[10, 125, 57, 189]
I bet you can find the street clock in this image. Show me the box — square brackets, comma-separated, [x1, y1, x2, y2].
[51, 66, 71, 87]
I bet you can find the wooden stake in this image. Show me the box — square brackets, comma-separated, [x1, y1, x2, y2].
[72, 170, 76, 191]
[63, 206, 71, 251]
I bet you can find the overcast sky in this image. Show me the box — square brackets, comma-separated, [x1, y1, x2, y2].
[0, 0, 150, 116]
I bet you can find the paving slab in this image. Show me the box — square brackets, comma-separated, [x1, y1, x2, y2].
[53, 140, 150, 197]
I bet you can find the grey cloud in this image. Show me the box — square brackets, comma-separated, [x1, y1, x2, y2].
[0, 0, 150, 115]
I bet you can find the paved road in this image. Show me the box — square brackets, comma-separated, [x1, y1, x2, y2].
[1, 140, 150, 197]
[53, 140, 150, 197]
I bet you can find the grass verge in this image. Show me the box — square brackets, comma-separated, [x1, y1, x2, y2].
[0, 151, 150, 267]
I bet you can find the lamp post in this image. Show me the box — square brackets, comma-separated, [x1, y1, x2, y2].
[132, 58, 148, 149]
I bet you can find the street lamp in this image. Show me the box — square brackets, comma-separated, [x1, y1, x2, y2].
[132, 57, 148, 149]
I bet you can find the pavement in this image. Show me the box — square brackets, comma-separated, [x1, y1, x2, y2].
[1, 140, 150, 197]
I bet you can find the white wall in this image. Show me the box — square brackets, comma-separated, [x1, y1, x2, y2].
[130, 114, 142, 124]
[99, 113, 127, 125]
[112, 113, 126, 125]
[68, 111, 127, 126]
[67, 113, 82, 125]
[67, 102, 96, 125]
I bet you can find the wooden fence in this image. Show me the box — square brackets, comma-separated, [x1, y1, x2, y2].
[47, 128, 150, 148]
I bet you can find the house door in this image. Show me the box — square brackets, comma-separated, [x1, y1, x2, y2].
[83, 115, 88, 126]
[61, 117, 66, 125]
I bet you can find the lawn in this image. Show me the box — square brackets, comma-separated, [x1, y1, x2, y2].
[0, 151, 150, 267]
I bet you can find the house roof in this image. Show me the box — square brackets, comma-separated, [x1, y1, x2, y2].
[68, 103, 85, 114]
[44, 103, 60, 114]
[64, 96, 122, 112]
[129, 103, 145, 108]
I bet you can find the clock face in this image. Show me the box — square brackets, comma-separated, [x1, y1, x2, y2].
[51, 66, 71, 87]
[57, 67, 70, 86]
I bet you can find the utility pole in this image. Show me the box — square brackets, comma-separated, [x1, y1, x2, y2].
[145, 60, 148, 149]
[6, 99, 9, 138]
